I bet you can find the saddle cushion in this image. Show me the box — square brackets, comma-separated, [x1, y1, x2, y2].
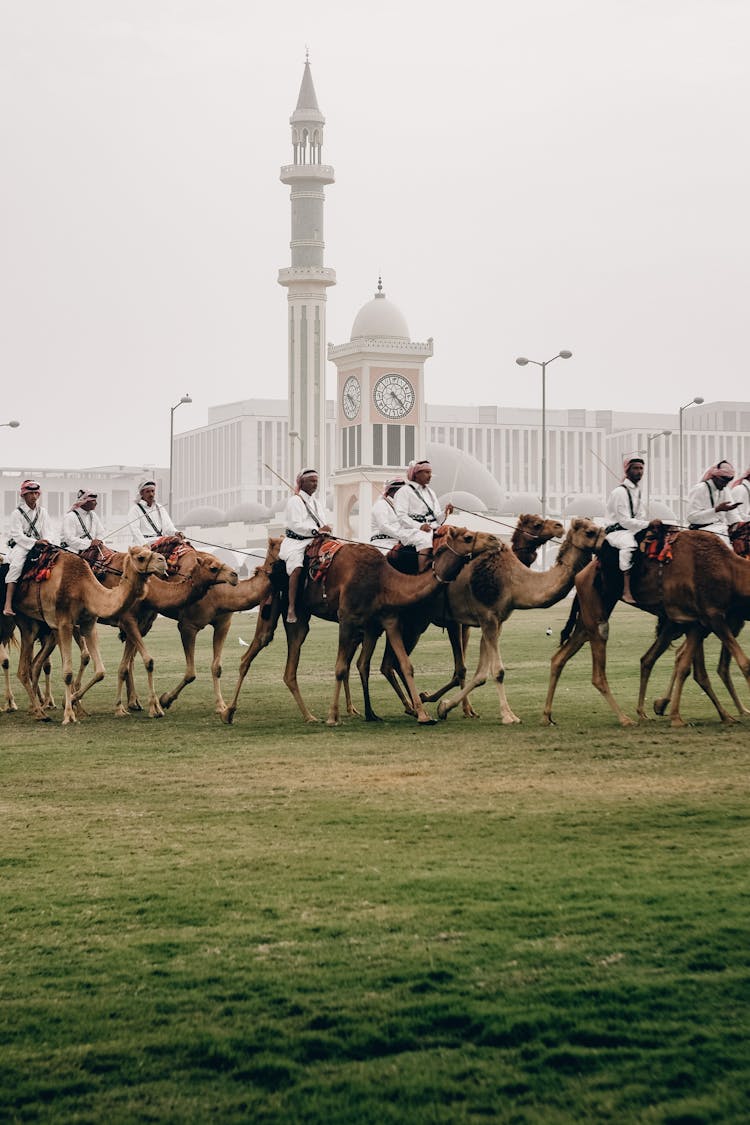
[21, 543, 61, 584]
[305, 537, 344, 582]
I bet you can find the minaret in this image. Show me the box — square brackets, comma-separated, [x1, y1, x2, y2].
[278, 55, 335, 498]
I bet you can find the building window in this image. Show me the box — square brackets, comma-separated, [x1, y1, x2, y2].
[387, 425, 401, 466]
[405, 425, 415, 465]
[373, 424, 383, 466]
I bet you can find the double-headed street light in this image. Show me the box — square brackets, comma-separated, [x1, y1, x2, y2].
[169, 394, 192, 516]
[678, 396, 704, 524]
[646, 429, 672, 513]
[515, 351, 573, 527]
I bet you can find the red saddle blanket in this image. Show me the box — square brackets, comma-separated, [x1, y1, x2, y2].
[21, 543, 61, 584]
[305, 537, 344, 582]
[641, 522, 680, 564]
[150, 535, 192, 575]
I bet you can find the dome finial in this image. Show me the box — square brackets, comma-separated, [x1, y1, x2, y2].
[305, 45, 310, 64]
[376, 275, 384, 298]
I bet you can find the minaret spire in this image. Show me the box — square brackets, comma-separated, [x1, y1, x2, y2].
[279, 57, 336, 497]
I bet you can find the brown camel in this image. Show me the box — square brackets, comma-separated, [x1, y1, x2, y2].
[381, 513, 565, 722]
[27, 538, 238, 718]
[11, 546, 167, 724]
[144, 538, 282, 715]
[420, 518, 605, 721]
[543, 526, 750, 728]
[221, 526, 500, 727]
[94, 540, 239, 717]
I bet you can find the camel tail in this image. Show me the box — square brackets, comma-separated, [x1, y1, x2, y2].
[560, 595, 580, 645]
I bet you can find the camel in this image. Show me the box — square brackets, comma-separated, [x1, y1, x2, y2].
[143, 538, 282, 715]
[410, 517, 605, 721]
[221, 526, 500, 727]
[543, 526, 750, 728]
[10, 545, 167, 724]
[24, 539, 238, 718]
[380, 513, 565, 722]
[92, 540, 239, 717]
[1, 615, 17, 713]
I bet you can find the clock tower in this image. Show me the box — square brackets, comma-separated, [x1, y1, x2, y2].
[328, 280, 433, 538]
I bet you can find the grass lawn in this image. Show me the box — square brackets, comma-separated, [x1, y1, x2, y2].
[1, 601, 749, 1123]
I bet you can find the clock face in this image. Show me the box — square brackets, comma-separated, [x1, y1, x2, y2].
[342, 375, 361, 420]
[373, 374, 415, 419]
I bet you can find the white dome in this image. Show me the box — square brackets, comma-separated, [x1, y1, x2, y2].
[351, 286, 410, 341]
[425, 443, 505, 511]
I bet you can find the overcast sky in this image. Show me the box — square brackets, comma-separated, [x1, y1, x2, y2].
[2, 0, 748, 469]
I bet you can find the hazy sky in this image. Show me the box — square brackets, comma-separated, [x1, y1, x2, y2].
[2, 0, 748, 469]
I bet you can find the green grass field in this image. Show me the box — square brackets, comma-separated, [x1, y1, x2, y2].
[1, 603, 749, 1123]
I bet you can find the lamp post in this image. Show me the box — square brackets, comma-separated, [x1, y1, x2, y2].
[678, 396, 704, 524]
[169, 394, 192, 516]
[515, 351, 573, 527]
[646, 429, 672, 513]
[1, 420, 20, 429]
[289, 429, 304, 473]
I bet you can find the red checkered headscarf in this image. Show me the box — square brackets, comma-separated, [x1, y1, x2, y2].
[20, 479, 40, 495]
[622, 454, 644, 480]
[407, 460, 430, 482]
[702, 460, 734, 483]
[294, 469, 318, 494]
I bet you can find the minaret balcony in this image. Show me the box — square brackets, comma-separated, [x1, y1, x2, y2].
[280, 164, 335, 186]
[278, 266, 337, 288]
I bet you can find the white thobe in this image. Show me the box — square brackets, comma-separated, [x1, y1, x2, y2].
[604, 479, 648, 571]
[6, 502, 55, 582]
[729, 479, 750, 521]
[279, 493, 329, 574]
[61, 508, 107, 553]
[370, 497, 401, 553]
[686, 480, 741, 541]
[126, 500, 177, 545]
[393, 483, 444, 551]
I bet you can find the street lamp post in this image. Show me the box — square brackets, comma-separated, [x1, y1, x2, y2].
[1, 420, 20, 429]
[289, 430, 304, 475]
[678, 396, 704, 525]
[646, 429, 672, 514]
[515, 351, 573, 529]
[169, 394, 192, 516]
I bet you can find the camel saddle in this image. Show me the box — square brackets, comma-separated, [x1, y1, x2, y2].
[386, 526, 452, 575]
[80, 542, 119, 579]
[20, 542, 61, 584]
[641, 520, 681, 564]
[150, 534, 192, 575]
[305, 536, 344, 583]
[729, 521, 750, 559]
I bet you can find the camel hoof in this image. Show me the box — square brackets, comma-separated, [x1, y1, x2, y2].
[113, 706, 130, 717]
[365, 711, 383, 723]
[620, 717, 635, 727]
[43, 700, 57, 711]
[159, 694, 173, 710]
[35, 713, 52, 723]
[653, 698, 669, 716]
[326, 718, 340, 727]
[346, 706, 361, 717]
[720, 714, 737, 725]
[149, 707, 165, 719]
[417, 716, 437, 725]
[542, 716, 556, 726]
[304, 715, 320, 724]
[670, 717, 688, 729]
[220, 707, 236, 725]
[128, 702, 143, 713]
[437, 702, 448, 721]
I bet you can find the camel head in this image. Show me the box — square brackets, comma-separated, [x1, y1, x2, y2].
[193, 552, 239, 588]
[516, 513, 564, 546]
[558, 518, 606, 564]
[125, 545, 169, 578]
[437, 526, 500, 559]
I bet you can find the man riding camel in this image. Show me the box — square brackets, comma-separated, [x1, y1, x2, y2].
[61, 489, 107, 555]
[370, 477, 405, 554]
[279, 469, 332, 624]
[604, 453, 649, 605]
[3, 480, 54, 617]
[687, 460, 741, 542]
[127, 479, 177, 545]
[393, 460, 453, 560]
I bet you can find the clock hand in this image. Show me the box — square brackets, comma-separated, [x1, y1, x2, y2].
[389, 390, 404, 406]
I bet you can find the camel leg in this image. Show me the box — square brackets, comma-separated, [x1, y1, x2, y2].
[281, 618, 319, 723]
[356, 626, 384, 721]
[16, 627, 49, 721]
[69, 626, 107, 716]
[382, 615, 435, 724]
[666, 629, 704, 728]
[114, 638, 138, 717]
[705, 616, 750, 696]
[210, 619, 232, 713]
[327, 624, 364, 726]
[54, 623, 77, 725]
[159, 621, 201, 712]
[220, 596, 283, 725]
[637, 621, 683, 720]
[420, 623, 482, 718]
[437, 624, 496, 720]
[381, 638, 418, 716]
[716, 631, 750, 717]
[687, 636, 735, 724]
[0, 643, 17, 712]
